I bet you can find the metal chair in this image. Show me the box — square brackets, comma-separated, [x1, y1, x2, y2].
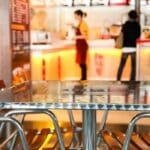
[0, 116, 28, 150]
[0, 109, 65, 150]
[123, 111, 150, 150]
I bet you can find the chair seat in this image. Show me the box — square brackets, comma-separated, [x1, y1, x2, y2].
[26, 129, 38, 145]
[140, 133, 150, 146]
[113, 131, 139, 150]
[131, 133, 150, 150]
[42, 133, 58, 150]
[102, 130, 122, 150]
[30, 128, 50, 150]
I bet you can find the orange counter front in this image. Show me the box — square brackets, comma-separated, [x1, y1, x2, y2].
[31, 46, 132, 81]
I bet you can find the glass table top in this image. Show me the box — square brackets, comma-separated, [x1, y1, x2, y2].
[0, 102, 149, 111]
[0, 80, 150, 110]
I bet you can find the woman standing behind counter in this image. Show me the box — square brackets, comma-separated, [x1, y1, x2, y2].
[73, 10, 89, 81]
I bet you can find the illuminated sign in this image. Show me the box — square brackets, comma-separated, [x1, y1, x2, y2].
[109, 0, 129, 5]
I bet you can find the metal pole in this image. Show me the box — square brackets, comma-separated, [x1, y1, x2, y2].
[135, 0, 141, 23]
[9, 114, 26, 150]
[136, 43, 140, 81]
[135, 0, 141, 81]
[83, 110, 96, 150]
[68, 110, 81, 145]
[97, 110, 109, 146]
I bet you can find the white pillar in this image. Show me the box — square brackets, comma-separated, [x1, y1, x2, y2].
[0, 0, 11, 86]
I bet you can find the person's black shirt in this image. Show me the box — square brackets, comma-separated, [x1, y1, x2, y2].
[122, 20, 141, 47]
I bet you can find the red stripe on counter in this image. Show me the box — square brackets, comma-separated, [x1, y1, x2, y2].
[58, 56, 61, 80]
[137, 39, 150, 43]
[42, 58, 46, 80]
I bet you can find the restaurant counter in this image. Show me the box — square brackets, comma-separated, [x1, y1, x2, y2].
[31, 39, 150, 81]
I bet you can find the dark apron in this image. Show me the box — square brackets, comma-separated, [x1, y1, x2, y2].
[75, 24, 88, 65]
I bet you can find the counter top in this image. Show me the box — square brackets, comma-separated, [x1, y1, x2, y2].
[31, 39, 115, 51]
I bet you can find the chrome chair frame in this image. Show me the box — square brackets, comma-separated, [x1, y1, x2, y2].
[0, 117, 28, 150]
[123, 111, 150, 150]
[0, 109, 65, 150]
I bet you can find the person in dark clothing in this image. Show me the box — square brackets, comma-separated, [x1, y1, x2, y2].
[117, 10, 141, 81]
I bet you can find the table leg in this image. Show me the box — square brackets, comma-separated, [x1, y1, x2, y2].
[83, 110, 96, 150]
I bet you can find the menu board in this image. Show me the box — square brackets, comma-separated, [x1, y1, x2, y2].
[11, 0, 30, 48]
[10, 0, 31, 86]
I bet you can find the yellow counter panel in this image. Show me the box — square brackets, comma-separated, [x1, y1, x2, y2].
[31, 47, 133, 81]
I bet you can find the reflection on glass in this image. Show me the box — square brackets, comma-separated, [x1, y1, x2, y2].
[1, 80, 150, 105]
[31, 80, 150, 104]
